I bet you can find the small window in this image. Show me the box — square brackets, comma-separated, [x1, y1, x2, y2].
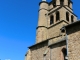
[61, 28, 65, 33]
[50, 15, 54, 25]
[71, 15, 74, 23]
[56, 11, 60, 21]
[60, 0, 64, 6]
[66, 12, 69, 21]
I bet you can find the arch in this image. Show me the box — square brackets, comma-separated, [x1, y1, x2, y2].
[53, 0, 56, 8]
[66, 12, 69, 21]
[68, 0, 70, 7]
[71, 15, 74, 23]
[50, 15, 54, 25]
[56, 11, 60, 21]
[62, 48, 67, 60]
[60, 0, 64, 6]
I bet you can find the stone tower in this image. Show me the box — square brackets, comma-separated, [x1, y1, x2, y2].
[36, 0, 48, 43]
[36, 0, 77, 43]
[25, 0, 80, 60]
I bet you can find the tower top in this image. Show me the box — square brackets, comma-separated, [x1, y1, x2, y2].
[42, 0, 46, 1]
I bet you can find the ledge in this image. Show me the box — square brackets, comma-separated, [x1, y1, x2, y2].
[28, 40, 48, 49]
[48, 36, 66, 47]
[36, 26, 47, 30]
[38, 8, 49, 12]
[48, 20, 69, 29]
[48, 6, 62, 15]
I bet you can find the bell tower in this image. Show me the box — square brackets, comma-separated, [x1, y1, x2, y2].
[48, 0, 77, 26]
[36, 0, 78, 43]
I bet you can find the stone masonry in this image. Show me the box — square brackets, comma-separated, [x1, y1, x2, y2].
[66, 22, 80, 60]
[25, 0, 80, 60]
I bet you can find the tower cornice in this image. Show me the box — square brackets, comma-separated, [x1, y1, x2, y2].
[36, 26, 47, 30]
[38, 8, 49, 12]
[39, 1, 49, 6]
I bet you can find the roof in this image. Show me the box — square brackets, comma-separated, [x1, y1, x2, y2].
[60, 20, 80, 33]
[28, 40, 48, 49]
[65, 20, 80, 29]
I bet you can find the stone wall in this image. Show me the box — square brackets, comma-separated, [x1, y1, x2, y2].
[67, 24, 80, 60]
[31, 41, 49, 60]
[25, 49, 32, 60]
[50, 41, 66, 60]
[48, 21, 68, 39]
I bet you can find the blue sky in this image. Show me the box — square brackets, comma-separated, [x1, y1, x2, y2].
[0, 0, 80, 60]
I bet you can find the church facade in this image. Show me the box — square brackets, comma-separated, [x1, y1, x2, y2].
[25, 0, 80, 60]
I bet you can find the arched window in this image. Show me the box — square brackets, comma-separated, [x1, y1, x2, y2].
[60, 0, 64, 6]
[53, 1, 56, 8]
[68, 0, 70, 7]
[50, 15, 54, 25]
[71, 15, 74, 23]
[62, 48, 67, 60]
[56, 11, 60, 21]
[66, 12, 69, 21]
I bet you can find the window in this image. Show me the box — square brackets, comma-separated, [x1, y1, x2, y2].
[66, 12, 69, 21]
[61, 28, 65, 33]
[68, 0, 70, 7]
[53, 0, 56, 8]
[60, 0, 64, 6]
[62, 48, 67, 60]
[50, 15, 54, 25]
[71, 15, 74, 23]
[53, 3, 56, 7]
[56, 11, 60, 21]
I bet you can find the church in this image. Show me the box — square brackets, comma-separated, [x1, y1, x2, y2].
[25, 0, 80, 60]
